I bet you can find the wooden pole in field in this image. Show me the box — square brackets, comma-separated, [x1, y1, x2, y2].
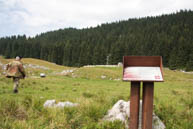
[142, 82, 154, 129]
[129, 81, 140, 129]
[123, 56, 164, 129]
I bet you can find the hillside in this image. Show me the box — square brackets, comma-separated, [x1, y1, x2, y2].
[0, 57, 193, 129]
[0, 10, 193, 70]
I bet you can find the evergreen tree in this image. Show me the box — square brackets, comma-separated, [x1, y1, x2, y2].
[0, 10, 192, 70]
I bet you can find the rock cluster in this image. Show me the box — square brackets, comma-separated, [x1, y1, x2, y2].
[24, 64, 49, 70]
[180, 70, 193, 74]
[43, 100, 78, 108]
[103, 100, 165, 129]
[60, 69, 74, 75]
[84, 65, 118, 67]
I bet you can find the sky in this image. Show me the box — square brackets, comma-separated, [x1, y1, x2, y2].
[0, 0, 193, 37]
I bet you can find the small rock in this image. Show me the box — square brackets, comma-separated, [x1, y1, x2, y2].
[72, 73, 77, 78]
[43, 100, 56, 108]
[114, 78, 121, 81]
[40, 73, 46, 78]
[55, 101, 78, 108]
[24, 64, 49, 70]
[61, 69, 74, 75]
[101, 75, 106, 79]
[118, 62, 123, 67]
[180, 70, 193, 74]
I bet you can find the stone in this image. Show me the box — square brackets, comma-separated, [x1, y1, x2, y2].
[118, 62, 123, 67]
[101, 75, 106, 79]
[43, 100, 78, 108]
[104, 100, 130, 121]
[55, 101, 78, 108]
[24, 64, 49, 70]
[103, 100, 165, 129]
[43, 100, 56, 108]
[84, 65, 117, 67]
[114, 78, 121, 81]
[40, 73, 46, 78]
[61, 69, 74, 75]
[180, 70, 193, 74]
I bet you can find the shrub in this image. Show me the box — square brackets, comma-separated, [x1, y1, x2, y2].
[82, 92, 95, 98]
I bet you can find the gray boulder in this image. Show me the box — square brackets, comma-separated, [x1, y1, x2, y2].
[103, 100, 165, 129]
[61, 69, 74, 75]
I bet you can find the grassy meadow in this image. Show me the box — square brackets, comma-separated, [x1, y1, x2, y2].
[0, 57, 193, 129]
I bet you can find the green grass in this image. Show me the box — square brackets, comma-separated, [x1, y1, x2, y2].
[0, 58, 193, 129]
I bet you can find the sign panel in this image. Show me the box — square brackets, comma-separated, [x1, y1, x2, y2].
[123, 66, 163, 81]
[123, 56, 164, 82]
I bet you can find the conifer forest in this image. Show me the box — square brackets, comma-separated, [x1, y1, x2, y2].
[0, 10, 192, 71]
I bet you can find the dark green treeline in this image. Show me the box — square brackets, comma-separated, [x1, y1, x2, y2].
[0, 10, 193, 71]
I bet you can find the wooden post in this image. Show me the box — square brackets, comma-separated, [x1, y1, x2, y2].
[142, 82, 154, 129]
[129, 81, 140, 129]
[123, 56, 164, 129]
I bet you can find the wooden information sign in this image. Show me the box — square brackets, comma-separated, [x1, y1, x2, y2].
[123, 56, 164, 129]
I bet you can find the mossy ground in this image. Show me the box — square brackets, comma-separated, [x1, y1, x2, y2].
[0, 57, 193, 129]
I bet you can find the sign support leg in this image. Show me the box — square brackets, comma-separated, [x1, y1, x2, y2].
[130, 81, 140, 129]
[142, 82, 154, 129]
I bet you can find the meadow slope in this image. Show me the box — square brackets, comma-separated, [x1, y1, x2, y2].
[0, 58, 193, 129]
